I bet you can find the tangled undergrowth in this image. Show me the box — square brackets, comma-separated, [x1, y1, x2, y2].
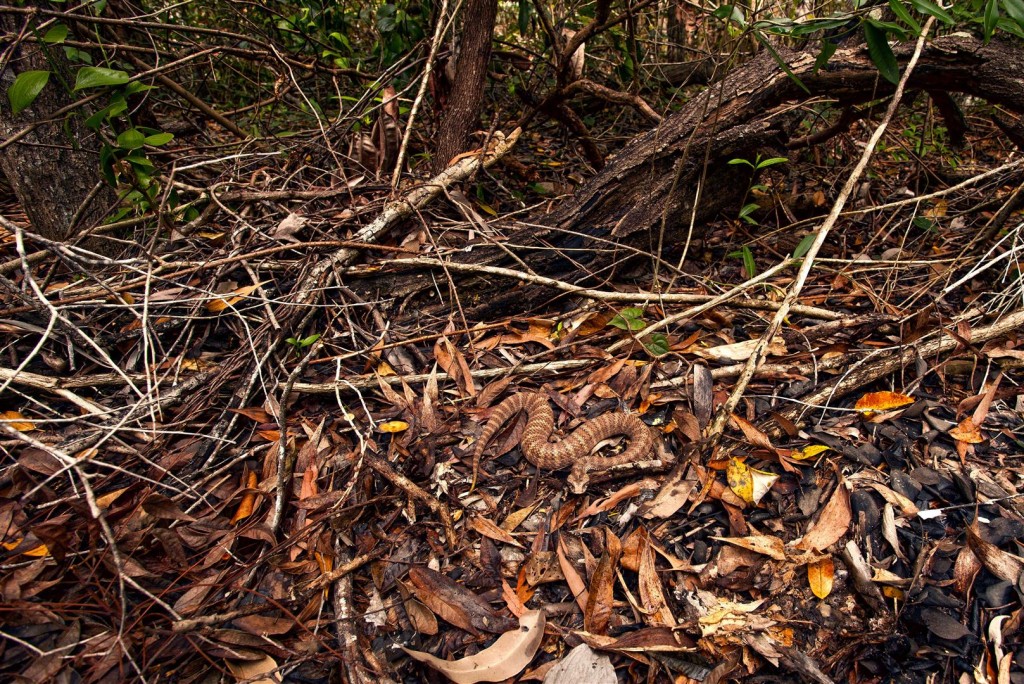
[1, 88, 1023, 684]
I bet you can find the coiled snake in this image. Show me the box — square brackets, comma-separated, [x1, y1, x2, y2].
[472, 393, 654, 493]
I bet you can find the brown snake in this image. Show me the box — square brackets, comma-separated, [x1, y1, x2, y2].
[472, 393, 654, 493]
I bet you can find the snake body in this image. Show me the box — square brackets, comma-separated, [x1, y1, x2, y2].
[472, 393, 654, 493]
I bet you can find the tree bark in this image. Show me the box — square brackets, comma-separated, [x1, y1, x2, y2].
[432, 0, 498, 172]
[0, 8, 115, 248]
[352, 35, 1024, 323]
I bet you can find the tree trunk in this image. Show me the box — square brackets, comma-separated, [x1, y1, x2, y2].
[0, 8, 115, 248]
[352, 34, 1024, 323]
[432, 0, 498, 172]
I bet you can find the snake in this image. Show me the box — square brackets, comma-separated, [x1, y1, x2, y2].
[471, 392, 654, 493]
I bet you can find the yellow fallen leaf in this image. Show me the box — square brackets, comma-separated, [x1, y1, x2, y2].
[792, 444, 829, 461]
[379, 420, 409, 434]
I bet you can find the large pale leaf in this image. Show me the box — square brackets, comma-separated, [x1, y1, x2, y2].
[403, 610, 544, 684]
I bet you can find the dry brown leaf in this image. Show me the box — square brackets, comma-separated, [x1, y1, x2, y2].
[953, 544, 982, 596]
[228, 407, 275, 423]
[714, 534, 787, 561]
[584, 529, 621, 635]
[403, 610, 544, 684]
[207, 282, 266, 313]
[638, 536, 676, 627]
[407, 567, 515, 636]
[967, 525, 1024, 586]
[730, 413, 775, 452]
[807, 557, 834, 599]
[796, 481, 851, 551]
[949, 417, 985, 444]
[434, 334, 477, 398]
[225, 654, 281, 683]
[557, 536, 589, 613]
[468, 515, 523, 548]
[95, 487, 129, 510]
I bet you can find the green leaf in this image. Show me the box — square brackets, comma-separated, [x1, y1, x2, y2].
[813, 39, 838, 73]
[864, 22, 900, 84]
[984, 0, 1000, 41]
[518, 0, 530, 36]
[738, 203, 760, 224]
[8, 70, 50, 115]
[888, 0, 922, 33]
[755, 156, 788, 170]
[74, 66, 130, 90]
[1003, 0, 1024, 25]
[910, 0, 954, 24]
[42, 24, 69, 44]
[740, 245, 757, 277]
[753, 31, 809, 94]
[728, 157, 755, 168]
[116, 128, 145, 150]
[144, 132, 173, 146]
[608, 307, 646, 332]
[645, 333, 670, 357]
[793, 233, 816, 259]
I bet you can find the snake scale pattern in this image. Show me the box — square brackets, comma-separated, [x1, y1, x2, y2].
[472, 392, 654, 493]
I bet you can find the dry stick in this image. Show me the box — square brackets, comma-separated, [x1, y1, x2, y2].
[361, 450, 458, 550]
[123, 52, 247, 139]
[390, 0, 453, 188]
[292, 359, 595, 394]
[767, 307, 1024, 436]
[703, 18, 937, 447]
[386, 256, 838, 319]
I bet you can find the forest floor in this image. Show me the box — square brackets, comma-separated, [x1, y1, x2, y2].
[1, 102, 1023, 684]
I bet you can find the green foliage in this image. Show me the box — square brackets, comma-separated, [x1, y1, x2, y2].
[7, 71, 50, 115]
[645, 333, 670, 357]
[74, 66, 130, 90]
[608, 307, 646, 332]
[728, 245, 758, 278]
[728, 154, 787, 225]
[286, 333, 322, 354]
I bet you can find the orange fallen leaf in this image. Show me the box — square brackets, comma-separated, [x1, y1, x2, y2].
[949, 418, 984, 444]
[808, 557, 834, 599]
[231, 471, 259, 524]
[379, 420, 409, 434]
[207, 282, 266, 313]
[854, 391, 914, 414]
[1, 410, 35, 432]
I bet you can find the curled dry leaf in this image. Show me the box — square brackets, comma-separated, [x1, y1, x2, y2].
[949, 417, 985, 444]
[403, 609, 545, 684]
[726, 458, 778, 505]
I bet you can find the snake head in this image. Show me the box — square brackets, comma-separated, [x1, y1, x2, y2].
[567, 462, 589, 494]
